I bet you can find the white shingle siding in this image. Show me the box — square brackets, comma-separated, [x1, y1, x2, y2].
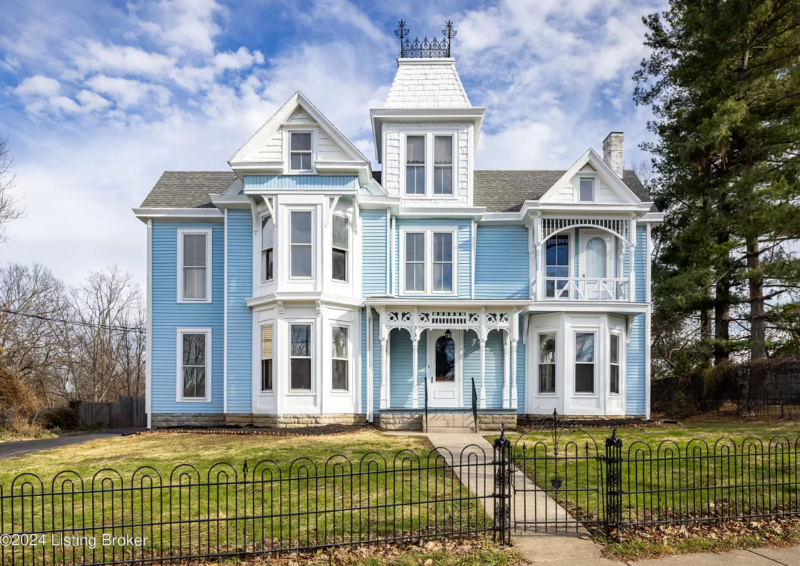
[257, 130, 283, 161]
[382, 122, 470, 207]
[318, 130, 348, 160]
[385, 60, 471, 109]
[287, 109, 314, 123]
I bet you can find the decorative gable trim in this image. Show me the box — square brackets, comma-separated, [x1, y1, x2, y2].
[539, 150, 641, 205]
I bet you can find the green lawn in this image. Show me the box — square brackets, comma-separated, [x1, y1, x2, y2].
[0, 431, 491, 565]
[497, 416, 800, 528]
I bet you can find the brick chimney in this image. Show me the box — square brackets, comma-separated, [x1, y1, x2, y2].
[603, 132, 624, 178]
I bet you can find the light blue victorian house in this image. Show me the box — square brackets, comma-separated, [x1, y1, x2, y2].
[134, 41, 661, 430]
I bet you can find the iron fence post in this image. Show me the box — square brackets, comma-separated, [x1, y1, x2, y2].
[493, 425, 512, 544]
[604, 428, 623, 539]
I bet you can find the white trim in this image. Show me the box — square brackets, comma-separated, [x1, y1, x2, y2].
[146, 220, 152, 429]
[608, 330, 622, 396]
[177, 228, 213, 304]
[259, 322, 275, 393]
[330, 211, 351, 284]
[646, 222, 653, 419]
[367, 307, 374, 421]
[223, 210, 228, 413]
[399, 227, 459, 296]
[535, 329, 558, 396]
[471, 219, 476, 299]
[576, 176, 596, 203]
[176, 328, 213, 403]
[259, 211, 275, 284]
[400, 130, 460, 200]
[573, 329, 598, 397]
[133, 208, 224, 222]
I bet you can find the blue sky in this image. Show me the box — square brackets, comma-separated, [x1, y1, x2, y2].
[0, 0, 664, 286]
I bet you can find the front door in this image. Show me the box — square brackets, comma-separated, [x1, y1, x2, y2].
[427, 330, 461, 408]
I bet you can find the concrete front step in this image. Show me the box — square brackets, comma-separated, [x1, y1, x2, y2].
[425, 427, 477, 434]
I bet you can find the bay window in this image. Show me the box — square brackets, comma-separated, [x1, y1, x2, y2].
[575, 332, 595, 394]
[610, 333, 620, 395]
[261, 325, 273, 392]
[538, 333, 556, 394]
[261, 215, 274, 282]
[332, 215, 348, 282]
[331, 326, 348, 391]
[290, 324, 312, 390]
[290, 211, 313, 278]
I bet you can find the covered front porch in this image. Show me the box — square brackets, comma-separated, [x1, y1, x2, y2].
[364, 302, 527, 425]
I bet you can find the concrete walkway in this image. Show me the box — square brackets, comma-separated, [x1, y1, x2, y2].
[0, 429, 143, 460]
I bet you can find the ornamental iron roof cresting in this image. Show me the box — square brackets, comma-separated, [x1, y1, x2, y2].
[394, 20, 457, 58]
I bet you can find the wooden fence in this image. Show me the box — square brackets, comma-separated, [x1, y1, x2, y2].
[78, 396, 146, 428]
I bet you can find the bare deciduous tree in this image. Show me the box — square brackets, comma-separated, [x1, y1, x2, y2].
[0, 136, 23, 243]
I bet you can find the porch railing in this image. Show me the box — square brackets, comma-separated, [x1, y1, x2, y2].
[541, 277, 629, 301]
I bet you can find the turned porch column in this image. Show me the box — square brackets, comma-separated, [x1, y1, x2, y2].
[511, 339, 518, 410]
[411, 333, 419, 409]
[502, 332, 510, 409]
[380, 336, 389, 410]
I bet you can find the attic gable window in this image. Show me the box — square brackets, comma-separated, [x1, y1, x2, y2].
[406, 136, 425, 195]
[290, 132, 312, 171]
[579, 178, 595, 202]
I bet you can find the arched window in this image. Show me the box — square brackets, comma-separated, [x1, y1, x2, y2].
[435, 335, 455, 382]
[586, 237, 607, 278]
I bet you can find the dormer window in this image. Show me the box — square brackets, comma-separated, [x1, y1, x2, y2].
[433, 136, 453, 196]
[406, 136, 425, 195]
[579, 178, 595, 201]
[290, 132, 312, 171]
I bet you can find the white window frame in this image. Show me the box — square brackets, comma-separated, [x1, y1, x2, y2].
[609, 330, 621, 396]
[176, 327, 212, 403]
[536, 330, 557, 395]
[260, 323, 274, 393]
[331, 213, 349, 283]
[284, 129, 317, 174]
[177, 229, 213, 304]
[330, 324, 351, 393]
[400, 131, 458, 199]
[573, 330, 597, 396]
[399, 227, 459, 296]
[433, 134, 455, 196]
[544, 234, 572, 299]
[289, 208, 315, 281]
[260, 213, 275, 283]
[288, 320, 314, 394]
[577, 176, 596, 202]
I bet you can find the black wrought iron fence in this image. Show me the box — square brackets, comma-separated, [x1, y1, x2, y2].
[0, 440, 514, 565]
[510, 411, 800, 537]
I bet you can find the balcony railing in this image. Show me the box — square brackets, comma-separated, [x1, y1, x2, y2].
[541, 277, 630, 301]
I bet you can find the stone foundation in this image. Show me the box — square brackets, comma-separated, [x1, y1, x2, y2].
[477, 413, 518, 430]
[150, 413, 367, 429]
[375, 413, 423, 431]
[151, 413, 226, 428]
[376, 412, 517, 432]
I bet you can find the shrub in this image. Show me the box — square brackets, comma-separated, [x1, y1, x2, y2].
[42, 407, 81, 430]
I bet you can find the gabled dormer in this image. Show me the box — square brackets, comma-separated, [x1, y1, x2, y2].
[370, 29, 485, 208]
[229, 92, 374, 186]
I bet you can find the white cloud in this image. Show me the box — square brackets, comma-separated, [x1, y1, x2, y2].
[76, 89, 112, 112]
[131, 0, 225, 56]
[14, 75, 61, 97]
[68, 40, 176, 78]
[85, 75, 171, 109]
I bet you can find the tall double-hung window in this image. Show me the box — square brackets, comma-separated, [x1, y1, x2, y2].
[262, 216, 274, 282]
[403, 231, 455, 294]
[433, 136, 453, 195]
[406, 136, 425, 195]
[332, 215, 348, 282]
[178, 230, 211, 302]
[538, 333, 556, 393]
[545, 235, 569, 298]
[261, 325, 273, 391]
[290, 324, 312, 390]
[178, 329, 210, 401]
[290, 132, 312, 171]
[290, 211, 313, 278]
[405, 233, 426, 292]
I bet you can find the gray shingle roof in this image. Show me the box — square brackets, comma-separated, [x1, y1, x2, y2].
[139, 171, 237, 208]
[473, 170, 652, 213]
[139, 169, 654, 211]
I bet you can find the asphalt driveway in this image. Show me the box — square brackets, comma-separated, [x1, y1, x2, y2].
[0, 429, 144, 460]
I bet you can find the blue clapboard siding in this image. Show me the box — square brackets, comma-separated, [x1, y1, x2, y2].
[225, 209, 253, 413]
[243, 175, 358, 190]
[151, 221, 224, 414]
[394, 219, 471, 299]
[622, 225, 647, 303]
[389, 329, 427, 409]
[361, 210, 388, 298]
[475, 225, 529, 299]
[463, 330, 505, 409]
[626, 314, 646, 415]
